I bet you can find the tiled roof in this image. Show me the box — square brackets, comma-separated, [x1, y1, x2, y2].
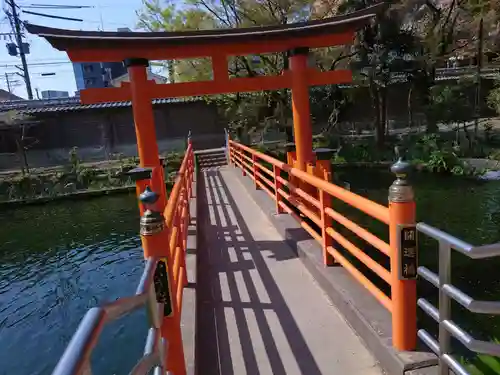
[0, 89, 23, 101]
[0, 97, 201, 114]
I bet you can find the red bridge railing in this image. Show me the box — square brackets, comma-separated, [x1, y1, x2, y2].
[50, 143, 195, 375]
[228, 139, 417, 351]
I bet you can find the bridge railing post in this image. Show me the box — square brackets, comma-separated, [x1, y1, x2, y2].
[388, 158, 417, 351]
[252, 154, 259, 189]
[240, 146, 246, 176]
[273, 165, 283, 214]
[224, 128, 231, 165]
[316, 156, 335, 267]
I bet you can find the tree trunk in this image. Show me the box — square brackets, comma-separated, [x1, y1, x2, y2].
[381, 86, 388, 137]
[369, 77, 384, 148]
[285, 126, 293, 144]
[15, 137, 29, 175]
[422, 80, 438, 133]
[462, 122, 472, 152]
[408, 85, 414, 130]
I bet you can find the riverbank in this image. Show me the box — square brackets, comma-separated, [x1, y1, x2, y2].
[0, 149, 183, 205]
[0, 185, 136, 209]
[255, 132, 500, 178]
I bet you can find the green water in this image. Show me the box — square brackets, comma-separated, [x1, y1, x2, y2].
[1, 171, 500, 374]
[0, 194, 148, 375]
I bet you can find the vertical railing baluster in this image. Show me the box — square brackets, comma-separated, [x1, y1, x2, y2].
[181, 180, 189, 287]
[438, 241, 451, 375]
[160, 338, 169, 375]
[148, 282, 162, 330]
[225, 128, 230, 165]
[240, 147, 246, 176]
[316, 158, 335, 266]
[252, 154, 259, 189]
[319, 188, 334, 266]
[185, 166, 191, 224]
[273, 165, 283, 214]
[81, 362, 92, 375]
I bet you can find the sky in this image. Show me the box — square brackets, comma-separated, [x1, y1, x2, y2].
[0, 0, 148, 99]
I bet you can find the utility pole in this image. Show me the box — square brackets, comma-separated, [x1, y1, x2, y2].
[474, 17, 484, 138]
[5, 72, 12, 94]
[7, 0, 33, 99]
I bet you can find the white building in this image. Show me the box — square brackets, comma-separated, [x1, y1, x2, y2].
[41, 90, 69, 99]
[110, 71, 168, 87]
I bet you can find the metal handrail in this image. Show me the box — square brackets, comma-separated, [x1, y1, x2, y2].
[416, 222, 500, 375]
[51, 257, 168, 375]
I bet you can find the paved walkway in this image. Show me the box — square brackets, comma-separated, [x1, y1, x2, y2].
[196, 166, 384, 375]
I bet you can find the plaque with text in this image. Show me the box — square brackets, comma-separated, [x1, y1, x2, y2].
[154, 259, 173, 317]
[398, 225, 418, 280]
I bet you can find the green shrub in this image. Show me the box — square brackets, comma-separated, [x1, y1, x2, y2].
[488, 149, 500, 161]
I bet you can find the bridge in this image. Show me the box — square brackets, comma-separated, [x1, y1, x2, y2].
[25, 4, 500, 375]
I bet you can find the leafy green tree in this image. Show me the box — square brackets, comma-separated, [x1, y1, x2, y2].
[137, 0, 217, 82]
[487, 80, 500, 116]
[427, 79, 476, 151]
[137, 0, 495, 148]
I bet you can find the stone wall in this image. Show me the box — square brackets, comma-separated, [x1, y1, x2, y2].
[0, 100, 225, 171]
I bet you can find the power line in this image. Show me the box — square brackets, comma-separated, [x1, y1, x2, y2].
[25, 1, 139, 8]
[21, 4, 94, 9]
[0, 72, 74, 79]
[0, 61, 72, 68]
[26, 61, 71, 66]
[0, 58, 68, 63]
[20, 10, 133, 27]
[22, 9, 84, 22]
[19, 1, 135, 28]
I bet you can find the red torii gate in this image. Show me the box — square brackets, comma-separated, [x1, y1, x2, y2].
[26, 4, 383, 374]
[26, 4, 382, 174]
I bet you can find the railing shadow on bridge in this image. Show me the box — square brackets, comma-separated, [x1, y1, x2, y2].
[196, 167, 325, 375]
[225, 138, 500, 375]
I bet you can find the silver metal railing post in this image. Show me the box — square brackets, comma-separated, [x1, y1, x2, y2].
[51, 256, 172, 375]
[438, 241, 451, 375]
[416, 222, 500, 375]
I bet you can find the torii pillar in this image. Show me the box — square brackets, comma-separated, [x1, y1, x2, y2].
[126, 57, 186, 375]
[125, 58, 167, 208]
[289, 47, 315, 171]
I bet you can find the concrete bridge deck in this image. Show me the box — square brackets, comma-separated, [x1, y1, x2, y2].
[194, 166, 383, 375]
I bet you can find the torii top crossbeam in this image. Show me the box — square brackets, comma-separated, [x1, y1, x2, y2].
[26, 4, 382, 62]
[25, 4, 383, 104]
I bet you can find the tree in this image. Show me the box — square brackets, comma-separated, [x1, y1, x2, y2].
[0, 111, 38, 174]
[392, 0, 490, 134]
[427, 79, 475, 149]
[487, 80, 500, 116]
[137, 0, 496, 147]
[338, 0, 426, 147]
[136, 0, 363, 139]
[137, 0, 217, 82]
